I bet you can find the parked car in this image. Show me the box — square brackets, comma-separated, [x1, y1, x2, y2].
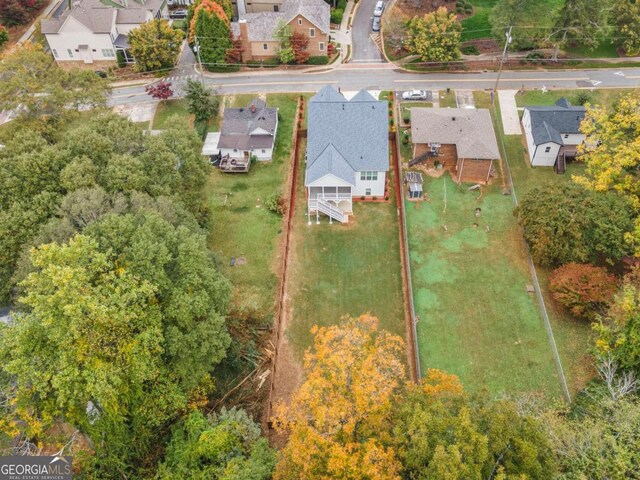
[169, 9, 188, 18]
[402, 90, 429, 100]
[373, 0, 384, 17]
[372, 16, 380, 32]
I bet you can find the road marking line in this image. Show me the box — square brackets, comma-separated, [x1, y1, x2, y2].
[614, 71, 625, 76]
[394, 77, 590, 83]
[590, 80, 602, 86]
[211, 80, 340, 87]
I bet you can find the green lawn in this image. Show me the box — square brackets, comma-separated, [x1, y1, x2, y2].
[439, 90, 458, 108]
[565, 42, 619, 59]
[461, 2, 495, 42]
[206, 94, 299, 323]
[286, 156, 405, 356]
[152, 99, 191, 130]
[514, 88, 633, 109]
[407, 176, 564, 397]
[475, 90, 595, 395]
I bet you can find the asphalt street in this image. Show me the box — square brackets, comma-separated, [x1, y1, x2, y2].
[350, 0, 383, 62]
[109, 65, 640, 105]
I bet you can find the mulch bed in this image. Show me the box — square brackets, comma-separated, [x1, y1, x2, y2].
[393, 0, 473, 21]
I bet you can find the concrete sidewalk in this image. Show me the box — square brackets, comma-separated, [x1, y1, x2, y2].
[497, 90, 522, 135]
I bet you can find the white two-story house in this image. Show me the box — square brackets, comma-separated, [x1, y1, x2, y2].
[42, 0, 168, 68]
[305, 86, 389, 224]
[522, 97, 586, 173]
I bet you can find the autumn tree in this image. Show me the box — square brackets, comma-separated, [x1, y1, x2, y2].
[273, 315, 406, 480]
[552, 0, 612, 50]
[128, 19, 184, 72]
[612, 0, 640, 55]
[190, 0, 232, 68]
[146, 80, 174, 101]
[573, 92, 640, 251]
[290, 31, 310, 64]
[0, 0, 30, 26]
[225, 33, 244, 64]
[549, 263, 617, 320]
[516, 183, 634, 267]
[404, 7, 462, 62]
[157, 408, 276, 479]
[0, 45, 109, 122]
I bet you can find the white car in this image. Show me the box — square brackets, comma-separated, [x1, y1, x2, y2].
[373, 1, 384, 17]
[402, 90, 428, 100]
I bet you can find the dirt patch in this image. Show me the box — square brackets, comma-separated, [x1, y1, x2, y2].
[393, 0, 473, 22]
[462, 38, 500, 55]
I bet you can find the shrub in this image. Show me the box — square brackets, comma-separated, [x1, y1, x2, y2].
[116, 50, 127, 68]
[549, 263, 617, 320]
[266, 191, 287, 215]
[456, 6, 463, 12]
[307, 55, 329, 65]
[338, 0, 347, 9]
[330, 8, 344, 24]
[461, 45, 480, 55]
[464, 5, 472, 13]
[456, 1, 463, 6]
[402, 109, 410, 124]
[573, 91, 592, 106]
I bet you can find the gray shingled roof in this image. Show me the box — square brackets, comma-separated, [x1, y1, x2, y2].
[218, 98, 278, 150]
[42, 0, 163, 34]
[305, 86, 389, 186]
[234, 0, 329, 42]
[524, 97, 586, 146]
[411, 108, 500, 160]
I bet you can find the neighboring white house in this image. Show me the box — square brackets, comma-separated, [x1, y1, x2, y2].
[202, 98, 278, 172]
[305, 86, 389, 224]
[41, 0, 168, 68]
[522, 97, 586, 173]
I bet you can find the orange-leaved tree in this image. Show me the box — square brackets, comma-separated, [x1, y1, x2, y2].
[273, 314, 406, 480]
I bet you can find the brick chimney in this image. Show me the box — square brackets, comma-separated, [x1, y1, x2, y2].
[250, 103, 256, 113]
[238, 19, 252, 63]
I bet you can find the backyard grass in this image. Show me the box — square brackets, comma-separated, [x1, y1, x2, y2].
[439, 90, 458, 108]
[475, 90, 594, 395]
[285, 158, 405, 356]
[514, 88, 633, 109]
[152, 99, 190, 130]
[206, 93, 299, 321]
[461, 0, 496, 41]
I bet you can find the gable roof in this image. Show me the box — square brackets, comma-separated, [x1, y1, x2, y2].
[232, 0, 329, 42]
[411, 108, 500, 160]
[218, 98, 278, 150]
[42, 0, 163, 34]
[305, 86, 389, 186]
[524, 97, 586, 146]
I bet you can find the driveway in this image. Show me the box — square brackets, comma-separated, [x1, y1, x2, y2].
[350, 0, 383, 62]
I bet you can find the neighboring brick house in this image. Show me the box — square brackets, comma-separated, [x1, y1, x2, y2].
[42, 0, 168, 69]
[230, 0, 329, 62]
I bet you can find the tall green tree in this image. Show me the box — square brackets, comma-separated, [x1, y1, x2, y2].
[185, 79, 219, 123]
[552, 0, 612, 49]
[404, 7, 462, 62]
[612, 0, 640, 55]
[516, 183, 634, 267]
[190, 0, 232, 68]
[157, 408, 276, 479]
[489, 0, 559, 50]
[129, 19, 184, 72]
[0, 44, 109, 122]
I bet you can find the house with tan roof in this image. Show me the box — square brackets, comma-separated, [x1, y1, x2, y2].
[410, 108, 500, 184]
[230, 0, 329, 62]
[42, 0, 168, 68]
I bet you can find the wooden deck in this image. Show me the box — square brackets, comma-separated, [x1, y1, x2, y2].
[219, 155, 250, 173]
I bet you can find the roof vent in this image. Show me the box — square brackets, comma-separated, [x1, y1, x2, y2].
[342, 104, 345, 110]
[239, 108, 244, 112]
[452, 117, 456, 121]
[250, 104, 256, 113]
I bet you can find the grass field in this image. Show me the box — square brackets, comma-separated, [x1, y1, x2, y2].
[461, 0, 497, 41]
[206, 94, 299, 322]
[514, 88, 633, 109]
[286, 160, 405, 356]
[407, 175, 565, 397]
[439, 90, 458, 108]
[475, 90, 595, 395]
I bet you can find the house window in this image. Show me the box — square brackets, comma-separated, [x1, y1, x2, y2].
[233, 148, 238, 152]
[67, 49, 74, 58]
[309, 28, 315, 37]
[544, 146, 551, 153]
[52, 49, 58, 58]
[365, 188, 372, 196]
[263, 43, 268, 50]
[262, 149, 266, 153]
[360, 171, 378, 181]
[319, 42, 325, 51]
[564, 134, 569, 139]
[273, 4, 279, 11]
[101, 49, 115, 57]
[298, 18, 302, 25]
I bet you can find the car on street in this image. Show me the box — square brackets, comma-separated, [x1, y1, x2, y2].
[373, 0, 384, 17]
[372, 16, 380, 32]
[169, 9, 188, 18]
[402, 90, 429, 100]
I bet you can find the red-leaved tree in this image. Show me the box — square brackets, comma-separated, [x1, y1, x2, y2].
[145, 81, 173, 101]
[290, 31, 309, 64]
[224, 34, 243, 65]
[549, 263, 617, 320]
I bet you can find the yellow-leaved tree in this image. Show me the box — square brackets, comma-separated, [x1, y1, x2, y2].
[272, 315, 406, 480]
[573, 92, 640, 252]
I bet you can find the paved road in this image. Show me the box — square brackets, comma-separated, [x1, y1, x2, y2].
[350, 0, 383, 62]
[109, 65, 640, 105]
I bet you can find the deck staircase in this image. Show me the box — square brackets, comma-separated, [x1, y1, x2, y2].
[409, 150, 436, 167]
[555, 152, 566, 174]
[315, 198, 347, 223]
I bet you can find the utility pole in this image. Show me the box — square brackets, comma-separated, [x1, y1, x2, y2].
[194, 36, 205, 87]
[493, 26, 512, 103]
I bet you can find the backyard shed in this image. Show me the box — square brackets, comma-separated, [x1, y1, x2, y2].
[405, 171, 423, 199]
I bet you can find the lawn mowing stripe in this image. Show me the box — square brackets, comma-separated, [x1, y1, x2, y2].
[491, 96, 572, 403]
